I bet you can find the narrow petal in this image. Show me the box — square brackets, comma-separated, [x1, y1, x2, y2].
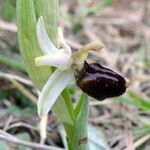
[37, 69, 74, 117]
[37, 16, 58, 54]
[35, 52, 72, 70]
[58, 27, 71, 55]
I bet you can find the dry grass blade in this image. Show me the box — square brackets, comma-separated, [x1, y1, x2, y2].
[3, 115, 13, 131]
[5, 122, 38, 132]
[124, 134, 150, 150]
[89, 100, 113, 106]
[10, 79, 37, 104]
[0, 19, 17, 32]
[0, 130, 64, 150]
[0, 72, 32, 86]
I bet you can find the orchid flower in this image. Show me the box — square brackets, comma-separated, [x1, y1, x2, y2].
[35, 17, 74, 117]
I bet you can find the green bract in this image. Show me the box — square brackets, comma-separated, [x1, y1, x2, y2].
[17, 0, 58, 90]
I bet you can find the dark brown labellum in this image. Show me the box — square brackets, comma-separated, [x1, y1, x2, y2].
[75, 61, 127, 101]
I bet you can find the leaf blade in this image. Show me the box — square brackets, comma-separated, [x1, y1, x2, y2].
[16, 0, 53, 90]
[72, 93, 89, 150]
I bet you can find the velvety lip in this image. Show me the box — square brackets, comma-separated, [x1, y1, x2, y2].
[75, 61, 127, 101]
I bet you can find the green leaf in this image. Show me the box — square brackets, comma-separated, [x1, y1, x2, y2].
[134, 125, 150, 140]
[7, 104, 36, 116]
[117, 92, 150, 111]
[33, 0, 59, 45]
[74, 93, 85, 118]
[53, 97, 75, 125]
[59, 123, 109, 150]
[7, 105, 23, 116]
[128, 91, 150, 111]
[117, 96, 134, 105]
[17, 0, 55, 90]
[61, 88, 76, 123]
[56, 91, 76, 127]
[89, 0, 114, 14]
[0, 1, 15, 21]
[72, 93, 89, 150]
[0, 54, 26, 72]
[54, 89, 76, 147]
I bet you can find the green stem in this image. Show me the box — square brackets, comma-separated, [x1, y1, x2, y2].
[75, 95, 89, 150]
[58, 93, 90, 150]
[71, 94, 89, 150]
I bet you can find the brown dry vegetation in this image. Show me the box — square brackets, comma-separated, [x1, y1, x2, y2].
[0, 0, 150, 150]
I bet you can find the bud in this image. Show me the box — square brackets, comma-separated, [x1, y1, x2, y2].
[75, 61, 127, 100]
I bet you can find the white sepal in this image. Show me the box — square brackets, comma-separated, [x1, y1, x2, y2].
[35, 52, 72, 70]
[37, 16, 58, 54]
[37, 69, 74, 117]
